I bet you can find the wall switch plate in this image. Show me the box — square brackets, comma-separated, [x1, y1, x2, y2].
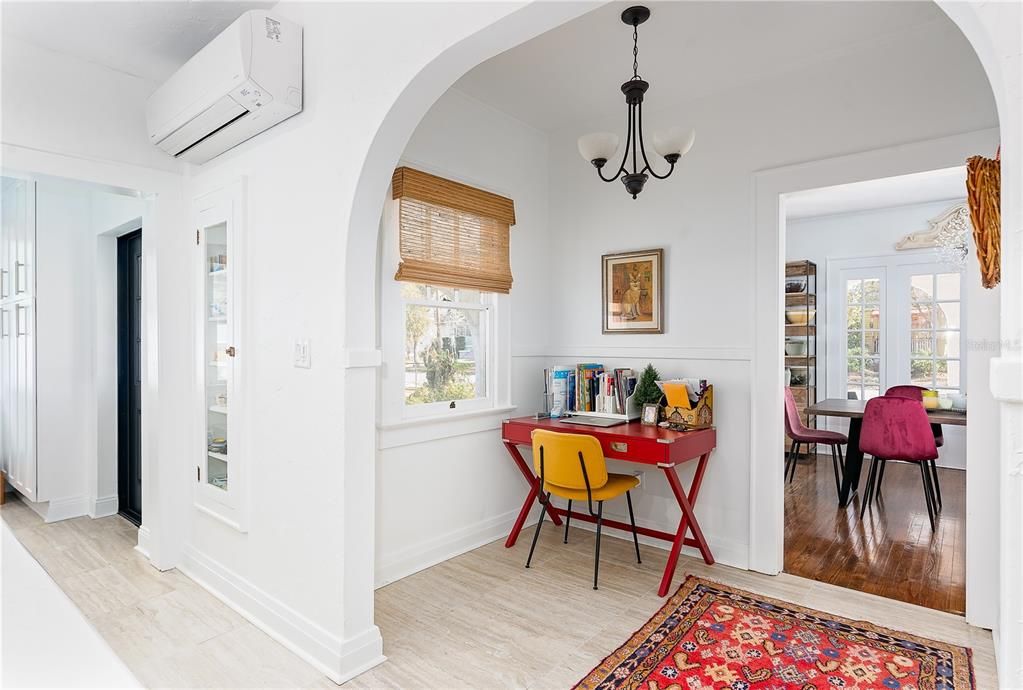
[293, 339, 311, 368]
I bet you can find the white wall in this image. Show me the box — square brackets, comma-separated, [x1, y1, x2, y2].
[375, 89, 551, 585]
[541, 17, 997, 572]
[28, 178, 144, 519]
[786, 198, 994, 471]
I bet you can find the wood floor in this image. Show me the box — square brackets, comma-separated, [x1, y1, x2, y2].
[785, 452, 966, 614]
[3, 492, 993, 688]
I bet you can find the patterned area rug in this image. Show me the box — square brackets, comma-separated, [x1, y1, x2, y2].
[574, 576, 974, 690]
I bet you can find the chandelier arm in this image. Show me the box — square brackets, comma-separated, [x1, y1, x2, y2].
[637, 102, 674, 180]
[597, 102, 635, 182]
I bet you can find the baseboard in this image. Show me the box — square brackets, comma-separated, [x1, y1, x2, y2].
[22, 495, 90, 523]
[179, 546, 384, 684]
[135, 526, 151, 559]
[375, 508, 523, 588]
[90, 495, 118, 518]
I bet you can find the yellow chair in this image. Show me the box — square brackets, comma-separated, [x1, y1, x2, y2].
[525, 429, 642, 589]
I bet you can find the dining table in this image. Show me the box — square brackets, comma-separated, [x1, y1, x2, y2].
[804, 398, 967, 507]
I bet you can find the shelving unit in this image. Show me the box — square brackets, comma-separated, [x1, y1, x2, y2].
[785, 260, 818, 454]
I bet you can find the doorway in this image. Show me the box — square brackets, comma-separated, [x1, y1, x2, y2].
[117, 229, 142, 525]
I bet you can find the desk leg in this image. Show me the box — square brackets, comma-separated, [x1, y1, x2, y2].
[504, 441, 562, 548]
[658, 453, 714, 597]
[838, 417, 864, 508]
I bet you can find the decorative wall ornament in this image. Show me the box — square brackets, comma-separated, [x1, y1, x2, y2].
[966, 154, 1001, 288]
[895, 203, 970, 267]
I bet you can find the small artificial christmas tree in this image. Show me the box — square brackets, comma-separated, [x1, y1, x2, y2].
[633, 364, 663, 406]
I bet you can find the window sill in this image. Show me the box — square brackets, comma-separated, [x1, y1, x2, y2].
[377, 405, 517, 450]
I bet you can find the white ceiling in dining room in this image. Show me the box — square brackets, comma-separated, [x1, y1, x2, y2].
[1, 1, 273, 83]
[454, 1, 954, 133]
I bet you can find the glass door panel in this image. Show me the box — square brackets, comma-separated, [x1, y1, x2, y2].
[205, 221, 230, 491]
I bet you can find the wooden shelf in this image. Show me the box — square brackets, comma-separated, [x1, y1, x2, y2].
[785, 261, 817, 277]
[785, 324, 816, 336]
[785, 356, 816, 365]
[785, 293, 815, 306]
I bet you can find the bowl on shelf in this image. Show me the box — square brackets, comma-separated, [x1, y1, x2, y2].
[938, 396, 954, 410]
[785, 309, 816, 325]
[921, 390, 940, 410]
[789, 366, 809, 386]
[785, 277, 807, 294]
[784, 338, 808, 357]
[952, 393, 968, 412]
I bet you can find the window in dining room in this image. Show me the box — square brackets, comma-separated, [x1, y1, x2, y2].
[845, 276, 883, 400]
[909, 272, 962, 394]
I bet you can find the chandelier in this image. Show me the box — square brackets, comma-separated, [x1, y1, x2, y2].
[577, 6, 695, 199]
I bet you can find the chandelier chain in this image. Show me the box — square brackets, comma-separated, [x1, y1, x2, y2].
[632, 24, 639, 79]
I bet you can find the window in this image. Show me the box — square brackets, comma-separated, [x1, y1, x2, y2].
[402, 283, 492, 412]
[844, 275, 883, 400]
[909, 272, 962, 393]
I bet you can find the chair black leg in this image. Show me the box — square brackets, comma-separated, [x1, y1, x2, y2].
[788, 443, 800, 483]
[784, 440, 795, 481]
[830, 444, 842, 498]
[626, 490, 642, 564]
[593, 501, 604, 590]
[919, 462, 936, 531]
[929, 460, 943, 511]
[876, 459, 887, 502]
[860, 457, 879, 519]
[837, 444, 845, 473]
[525, 492, 550, 569]
[564, 499, 572, 543]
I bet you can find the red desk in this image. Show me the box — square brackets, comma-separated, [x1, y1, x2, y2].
[501, 416, 717, 596]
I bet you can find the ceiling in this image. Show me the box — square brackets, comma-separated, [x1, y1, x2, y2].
[455, 1, 950, 132]
[1, 1, 273, 83]
[784, 167, 967, 220]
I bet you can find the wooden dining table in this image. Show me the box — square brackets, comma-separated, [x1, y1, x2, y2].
[804, 398, 967, 507]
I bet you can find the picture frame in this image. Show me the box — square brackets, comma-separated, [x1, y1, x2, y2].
[602, 248, 664, 334]
[641, 403, 661, 426]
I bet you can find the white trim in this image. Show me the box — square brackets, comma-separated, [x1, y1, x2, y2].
[546, 345, 753, 362]
[22, 495, 90, 523]
[179, 546, 384, 685]
[375, 507, 524, 587]
[135, 525, 151, 559]
[342, 348, 383, 369]
[90, 495, 118, 518]
[377, 405, 516, 449]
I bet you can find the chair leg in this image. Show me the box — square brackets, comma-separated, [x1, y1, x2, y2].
[788, 443, 800, 483]
[593, 501, 604, 590]
[525, 492, 550, 569]
[564, 499, 572, 543]
[876, 459, 887, 502]
[919, 462, 936, 531]
[784, 440, 795, 481]
[830, 444, 842, 498]
[626, 490, 642, 564]
[837, 444, 845, 473]
[929, 460, 943, 511]
[860, 457, 879, 519]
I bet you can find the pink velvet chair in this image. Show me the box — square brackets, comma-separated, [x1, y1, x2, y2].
[858, 396, 940, 529]
[879, 385, 944, 511]
[784, 387, 847, 496]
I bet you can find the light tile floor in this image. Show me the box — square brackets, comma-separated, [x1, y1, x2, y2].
[1, 495, 996, 688]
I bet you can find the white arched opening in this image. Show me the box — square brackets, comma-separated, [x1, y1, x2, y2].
[340, 2, 1021, 684]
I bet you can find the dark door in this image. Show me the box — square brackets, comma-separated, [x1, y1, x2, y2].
[117, 230, 143, 525]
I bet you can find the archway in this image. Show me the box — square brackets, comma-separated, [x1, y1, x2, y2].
[340, 2, 1020, 683]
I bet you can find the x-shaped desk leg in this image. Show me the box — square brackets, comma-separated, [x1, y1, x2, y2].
[504, 441, 563, 548]
[658, 452, 714, 596]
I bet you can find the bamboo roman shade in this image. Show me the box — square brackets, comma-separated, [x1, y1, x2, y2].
[392, 167, 515, 294]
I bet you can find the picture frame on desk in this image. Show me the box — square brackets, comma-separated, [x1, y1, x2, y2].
[641, 403, 661, 426]
[602, 248, 664, 334]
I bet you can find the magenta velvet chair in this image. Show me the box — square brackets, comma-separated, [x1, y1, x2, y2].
[880, 385, 944, 510]
[858, 396, 940, 529]
[784, 387, 847, 495]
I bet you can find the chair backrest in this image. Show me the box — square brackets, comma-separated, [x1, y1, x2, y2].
[531, 429, 608, 491]
[859, 396, 938, 461]
[783, 387, 807, 436]
[885, 384, 926, 401]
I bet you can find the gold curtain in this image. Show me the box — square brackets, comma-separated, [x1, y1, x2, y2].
[966, 155, 1001, 289]
[392, 167, 515, 293]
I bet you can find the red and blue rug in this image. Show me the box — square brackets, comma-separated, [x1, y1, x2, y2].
[574, 576, 974, 690]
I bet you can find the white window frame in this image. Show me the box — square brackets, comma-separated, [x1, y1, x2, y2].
[378, 193, 513, 441]
[827, 254, 967, 407]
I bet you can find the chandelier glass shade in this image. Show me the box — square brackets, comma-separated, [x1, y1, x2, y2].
[578, 5, 695, 199]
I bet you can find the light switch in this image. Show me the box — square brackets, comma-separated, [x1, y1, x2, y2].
[293, 338, 311, 368]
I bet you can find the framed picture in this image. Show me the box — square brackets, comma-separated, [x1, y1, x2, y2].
[602, 248, 664, 334]
[641, 403, 661, 426]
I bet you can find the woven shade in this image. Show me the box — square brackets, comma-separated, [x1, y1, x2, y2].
[966, 155, 1000, 289]
[392, 167, 515, 293]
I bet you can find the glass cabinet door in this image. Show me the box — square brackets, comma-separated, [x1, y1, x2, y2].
[204, 220, 231, 492]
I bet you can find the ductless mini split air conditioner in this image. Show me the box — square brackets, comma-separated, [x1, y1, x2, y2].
[145, 10, 303, 164]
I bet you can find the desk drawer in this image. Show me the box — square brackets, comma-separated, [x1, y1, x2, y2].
[598, 436, 666, 465]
